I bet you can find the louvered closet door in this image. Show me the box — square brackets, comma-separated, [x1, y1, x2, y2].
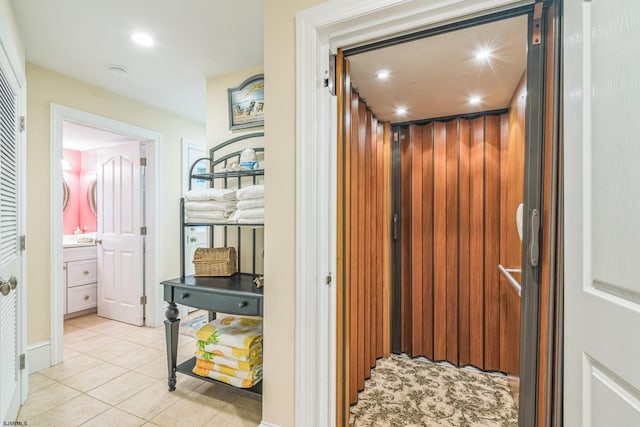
[0, 56, 22, 422]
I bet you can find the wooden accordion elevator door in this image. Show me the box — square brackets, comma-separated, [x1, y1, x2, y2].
[392, 108, 523, 375]
[337, 54, 392, 421]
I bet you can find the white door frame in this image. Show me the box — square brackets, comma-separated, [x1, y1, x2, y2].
[294, 0, 532, 424]
[49, 104, 163, 365]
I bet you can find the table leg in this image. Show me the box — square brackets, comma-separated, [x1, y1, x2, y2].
[164, 302, 180, 391]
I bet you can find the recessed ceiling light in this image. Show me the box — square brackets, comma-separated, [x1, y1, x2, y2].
[131, 32, 154, 47]
[469, 96, 482, 105]
[396, 107, 408, 115]
[475, 48, 492, 61]
[376, 70, 390, 79]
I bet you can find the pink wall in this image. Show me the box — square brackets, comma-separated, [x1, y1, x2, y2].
[63, 148, 97, 235]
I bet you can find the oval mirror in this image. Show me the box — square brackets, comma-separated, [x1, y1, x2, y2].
[87, 179, 97, 216]
[62, 179, 70, 211]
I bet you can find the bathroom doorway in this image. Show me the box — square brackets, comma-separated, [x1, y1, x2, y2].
[49, 105, 163, 365]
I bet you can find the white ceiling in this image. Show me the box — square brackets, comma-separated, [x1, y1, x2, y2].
[63, 122, 136, 151]
[10, 0, 264, 125]
[348, 15, 528, 123]
[10, 3, 525, 128]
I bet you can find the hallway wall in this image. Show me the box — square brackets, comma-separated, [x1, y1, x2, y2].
[25, 64, 205, 345]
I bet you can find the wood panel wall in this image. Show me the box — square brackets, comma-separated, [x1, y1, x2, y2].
[397, 105, 524, 375]
[343, 60, 391, 405]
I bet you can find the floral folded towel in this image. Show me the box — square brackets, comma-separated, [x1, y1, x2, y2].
[194, 357, 262, 380]
[196, 342, 262, 362]
[236, 185, 264, 201]
[184, 188, 237, 202]
[192, 365, 262, 389]
[195, 315, 263, 350]
[195, 349, 262, 370]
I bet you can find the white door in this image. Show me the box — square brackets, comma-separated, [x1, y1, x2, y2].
[564, 0, 640, 425]
[181, 139, 208, 278]
[97, 142, 144, 326]
[0, 55, 24, 422]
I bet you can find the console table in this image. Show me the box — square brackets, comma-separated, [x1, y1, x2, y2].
[161, 273, 264, 393]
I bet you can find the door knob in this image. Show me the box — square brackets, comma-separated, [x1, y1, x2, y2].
[189, 236, 197, 243]
[0, 281, 9, 296]
[9, 276, 17, 290]
[96, 239, 103, 245]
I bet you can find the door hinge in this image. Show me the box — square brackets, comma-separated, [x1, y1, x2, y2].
[20, 235, 25, 251]
[140, 157, 147, 167]
[19, 116, 25, 133]
[140, 226, 147, 236]
[140, 295, 147, 305]
[532, 2, 543, 46]
[325, 274, 332, 286]
[324, 54, 336, 96]
[20, 353, 25, 370]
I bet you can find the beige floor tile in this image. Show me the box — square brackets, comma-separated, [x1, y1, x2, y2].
[203, 405, 262, 427]
[116, 380, 188, 420]
[28, 372, 57, 393]
[88, 371, 157, 406]
[118, 327, 166, 346]
[61, 362, 128, 392]
[17, 382, 81, 420]
[40, 353, 103, 381]
[27, 394, 110, 427]
[66, 313, 112, 329]
[66, 333, 119, 354]
[194, 381, 241, 404]
[134, 357, 171, 380]
[64, 347, 82, 360]
[84, 318, 136, 334]
[150, 393, 227, 427]
[230, 393, 262, 414]
[64, 328, 101, 345]
[81, 407, 145, 427]
[91, 339, 145, 362]
[64, 324, 84, 334]
[110, 346, 165, 370]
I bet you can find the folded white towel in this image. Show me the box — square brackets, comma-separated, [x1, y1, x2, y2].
[236, 185, 264, 201]
[186, 211, 227, 222]
[237, 199, 264, 210]
[227, 208, 264, 223]
[185, 201, 236, 212]
[238, 218, 264, 224]
[184, 188, 237, 202]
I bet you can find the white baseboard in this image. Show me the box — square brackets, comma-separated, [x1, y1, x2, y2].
[27, 341, 51, 373]
[258, 421, 281, 427]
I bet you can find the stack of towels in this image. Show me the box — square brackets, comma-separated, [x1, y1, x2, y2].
[228, 184, 264, 224]
[193, 314, 263, 389]
[184, 188, 237, 223]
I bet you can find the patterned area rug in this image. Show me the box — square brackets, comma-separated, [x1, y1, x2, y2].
[350, 354, 518, 426]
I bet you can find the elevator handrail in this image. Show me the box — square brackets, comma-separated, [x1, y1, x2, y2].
[498, 264, 522, 297]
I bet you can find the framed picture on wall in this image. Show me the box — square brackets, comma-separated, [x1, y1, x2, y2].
[228, 74, 264, 130]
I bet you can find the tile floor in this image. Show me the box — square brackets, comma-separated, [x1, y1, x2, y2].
[17, 313, 262, 427]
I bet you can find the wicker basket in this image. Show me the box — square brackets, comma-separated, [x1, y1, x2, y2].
[193, 247, 237, 277]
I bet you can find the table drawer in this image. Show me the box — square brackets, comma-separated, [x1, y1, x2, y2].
[174, 289, 261, 316]
[67, 259, 97, 287]
[67, 283, 97, 313]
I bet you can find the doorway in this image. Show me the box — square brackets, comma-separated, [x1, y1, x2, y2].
[336, 4, 552, 426]
[49, 104, 163, 366]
